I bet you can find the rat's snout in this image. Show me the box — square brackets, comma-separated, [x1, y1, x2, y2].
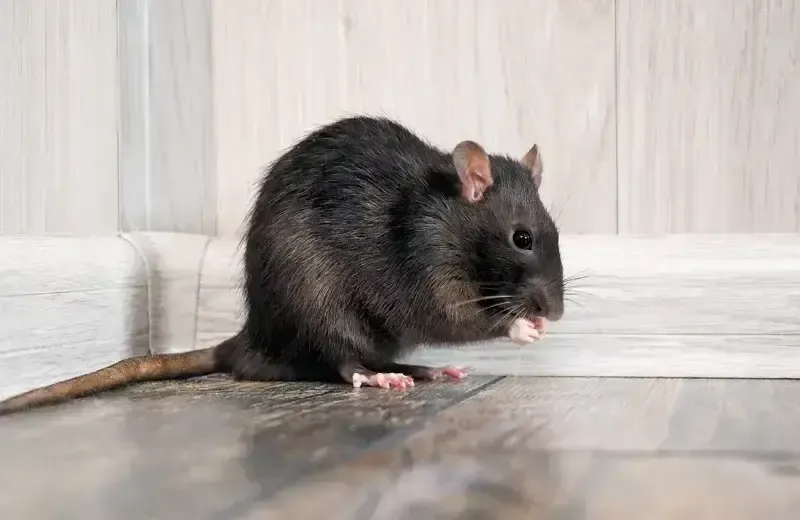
[525, 279, 564, 322]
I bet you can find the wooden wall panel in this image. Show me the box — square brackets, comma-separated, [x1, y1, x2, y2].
[617, 0, 800, 233]
[0, 0, 119, 234]
[4, 0, 796, 237]
[119, 0, 217, 234]
[212, 0, 617, 237]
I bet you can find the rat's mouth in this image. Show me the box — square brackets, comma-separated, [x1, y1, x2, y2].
[529, 316, 549, 334]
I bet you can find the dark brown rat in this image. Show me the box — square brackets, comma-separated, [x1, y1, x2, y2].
[0, 115, 564, 415]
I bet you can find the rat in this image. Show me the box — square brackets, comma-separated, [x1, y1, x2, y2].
[0, 116, 564, 415]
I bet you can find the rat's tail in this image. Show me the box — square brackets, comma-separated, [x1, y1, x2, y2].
[0, 334, 240, 416]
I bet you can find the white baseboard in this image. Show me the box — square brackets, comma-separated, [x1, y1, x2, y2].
[411, 333, 800, 378]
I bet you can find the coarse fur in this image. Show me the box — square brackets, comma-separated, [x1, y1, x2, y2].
[0, 115, 564, 415]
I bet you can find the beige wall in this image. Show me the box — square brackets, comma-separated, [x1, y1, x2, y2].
[0, 0, 119, 234]
[1, 0, 798, 236]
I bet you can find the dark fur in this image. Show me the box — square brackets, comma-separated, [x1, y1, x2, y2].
[227, 116, 564, 384]
[0, 115, 563, 415]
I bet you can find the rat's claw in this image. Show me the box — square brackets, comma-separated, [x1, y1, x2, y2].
[508, 318, 542, 344]
[352, 372, 415, 390]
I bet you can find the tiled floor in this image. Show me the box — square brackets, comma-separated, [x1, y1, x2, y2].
[2, 375, 800, 519]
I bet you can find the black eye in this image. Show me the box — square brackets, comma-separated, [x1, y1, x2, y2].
[512, 229, 533, 250]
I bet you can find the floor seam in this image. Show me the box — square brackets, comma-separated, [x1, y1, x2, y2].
[207, 376, 506, 520]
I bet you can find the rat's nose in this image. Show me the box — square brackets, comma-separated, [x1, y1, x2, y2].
[546, 304, 564, 322]
[528, 281, 564, 321]
[528, 284, 550, 317]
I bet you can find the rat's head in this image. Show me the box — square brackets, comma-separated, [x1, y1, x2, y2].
[449, 139, 565, 324]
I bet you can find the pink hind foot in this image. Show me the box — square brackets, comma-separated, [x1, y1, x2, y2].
[351, 372, 415, 390]
[381, 363, 472, 382]
[428, 365, 471, 381]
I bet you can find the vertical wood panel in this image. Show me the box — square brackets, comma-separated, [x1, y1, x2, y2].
[617, 0, 800, 233]
[118, 0, 217, 235]
[212, 0, 616, 236]
[0, 0, 119, 234]
[147, 0, 216, 234]
[118, 0, 148, 232]
[473, 0, 617, 234]
[212, 0, 346, 237]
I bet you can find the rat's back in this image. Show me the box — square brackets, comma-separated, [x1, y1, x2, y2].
[271, 115, 444, 196]
[248, 116, 449, 259]
[241, 116, 450, 358]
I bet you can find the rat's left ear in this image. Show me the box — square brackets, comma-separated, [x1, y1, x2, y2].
[521, 144, 544, 189]
[452, 140, 493, 203]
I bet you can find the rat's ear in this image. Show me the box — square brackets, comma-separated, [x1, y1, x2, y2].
[452, 140, 493, 203]
[521, 144, 544, 189]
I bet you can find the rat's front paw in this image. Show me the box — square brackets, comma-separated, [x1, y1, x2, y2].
[508, 318, 542, 344]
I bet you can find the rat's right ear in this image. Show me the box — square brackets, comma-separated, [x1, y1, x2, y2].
[452, 140, 493, 203]
[521, 144, 544, 189]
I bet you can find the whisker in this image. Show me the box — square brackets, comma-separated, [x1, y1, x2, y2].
[465, 300, 513, 320]
[566, 267, 591, 277]
[489, 303, 522, 332]
[487, 312, 510, 332]
[504, 305, 525, 332]
[543, 277, 563, 291]
[487, 307, 512, 331]
[564, 289, 599, 299]
[563, 270, 592, 283]
[553, 194, 571, 225]
[563, 276, 591, 286]
[565, 297, 586, 310]
[450, 294, 514, 308]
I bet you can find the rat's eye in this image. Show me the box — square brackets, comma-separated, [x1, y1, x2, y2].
[512, 229, 533, 251]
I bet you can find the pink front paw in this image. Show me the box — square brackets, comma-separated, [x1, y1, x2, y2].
[532, 316, 548, 335]
[508, 318, 542, 344]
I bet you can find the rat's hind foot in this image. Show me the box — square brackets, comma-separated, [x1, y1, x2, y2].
[351, 372, 415, 389]
[371, 362, 471, 382]
[429, 365, 471, 381]
[338, 362, 414, 390]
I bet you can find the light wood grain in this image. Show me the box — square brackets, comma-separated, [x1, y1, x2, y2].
[617, 0, 800, 233]
[117, 0, 148, 232]
[263, 453, 800, 520]
[234, 378, 800, 519]
[212, 0, 617, 236]
[411, 333, 800, 379]
[0, 376, 500, 519]
[2, 376, 800, 518]
[0, 0, 119, 234]
[118, 0, 217, 234]
[417, 377, 800, 452]
[0, 235, 149, 400]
